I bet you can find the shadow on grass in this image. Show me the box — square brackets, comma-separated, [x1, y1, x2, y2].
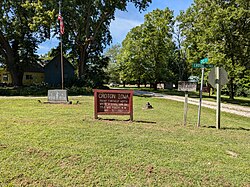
[136, 95, 154, 98]
[207, 126, 250, 131]
[98, 118, 156, 124]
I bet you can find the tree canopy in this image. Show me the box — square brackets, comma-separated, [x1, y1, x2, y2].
[178, 0, 250, 98]
[117, 8, 176, 88]
[0, 0, 152, 86]
[56, 0, 152, 82]
[0, 0, 54, 86]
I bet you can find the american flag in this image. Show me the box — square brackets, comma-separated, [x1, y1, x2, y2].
[58, 13, 64, 35]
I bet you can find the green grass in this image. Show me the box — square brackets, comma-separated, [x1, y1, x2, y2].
[0, 96, 249, 186]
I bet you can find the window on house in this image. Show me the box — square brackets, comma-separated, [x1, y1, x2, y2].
[3, 74, 8, 81]
[26, 75, 33, 80]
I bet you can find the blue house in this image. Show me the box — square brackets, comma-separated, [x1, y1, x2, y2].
[44, 55, 75, 87]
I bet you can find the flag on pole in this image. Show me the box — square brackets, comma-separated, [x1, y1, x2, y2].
[58, 13, 64, 35]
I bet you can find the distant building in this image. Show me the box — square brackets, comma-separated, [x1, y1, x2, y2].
[22, 63, 45, 86]
[44, 55, 75, 87]
[0, 56, 75, 87]
[0, 63, 44, 86]
[0, 68, 12, 85]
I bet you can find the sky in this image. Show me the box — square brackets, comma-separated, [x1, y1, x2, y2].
[37, 0, 194, 55]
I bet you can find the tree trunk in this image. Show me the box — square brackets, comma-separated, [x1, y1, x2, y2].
[0, 35, 23, 86]
[9, 68, 23, 87]
[229, 78, 235, 100]
[153, 82, 157, 90]
[78, 45, 88, 79]
[137, 77, 141, 88]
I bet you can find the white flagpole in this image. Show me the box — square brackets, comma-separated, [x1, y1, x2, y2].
[59, 1, 64, 89]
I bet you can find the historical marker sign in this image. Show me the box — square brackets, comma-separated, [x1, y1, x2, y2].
[178, 81, 197, 126]
[94, 89, 133, 120]
[178, 81, 197, 92]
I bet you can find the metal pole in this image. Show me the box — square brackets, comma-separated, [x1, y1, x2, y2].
[216, 67, 221, 129]
[60, 35, 64, 90]
[197, 67, 204, 127]
[59, 1, 64, 90]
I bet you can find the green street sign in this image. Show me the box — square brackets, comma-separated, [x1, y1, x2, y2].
[200, 58, 208, 64]
[192, 63, 214, 68]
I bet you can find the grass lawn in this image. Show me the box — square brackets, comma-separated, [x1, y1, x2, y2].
[0, 96, 249, 186]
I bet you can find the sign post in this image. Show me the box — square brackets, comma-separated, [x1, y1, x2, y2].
[192, 58, 216, 127]
[183, 91, 188, 126]
[178, 81, 197, 126]
[197, 67, 204, 127]
[197, 58, 209, 127]
[208, 67, 228, 129]
[216, 67, 221, 129]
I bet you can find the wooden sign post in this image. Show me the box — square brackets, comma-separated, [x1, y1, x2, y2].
[208, 67, 229, 129]
[94, 89, 133, 121]
[178, 81, 197, 126]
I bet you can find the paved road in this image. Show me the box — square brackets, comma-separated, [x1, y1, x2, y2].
[134, 90, 250, 118]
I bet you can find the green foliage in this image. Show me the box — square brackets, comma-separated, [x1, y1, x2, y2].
[104, 44, 122, 83]
[0, 0, 55, 86]
[1, 0, 152, 87]
[55, 0, 152, 82]
[178, 0, 250, 99]
[0, 85, 93, 96]
[118, 8, 177, 88]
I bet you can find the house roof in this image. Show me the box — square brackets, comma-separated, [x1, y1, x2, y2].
[0, 63, 44, 73]
[23, 62, 44, 73]
[44, 55, 75, 69]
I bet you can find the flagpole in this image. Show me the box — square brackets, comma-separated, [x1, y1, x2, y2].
[60, 32, 64, 90]
[59, 1, 64, 90]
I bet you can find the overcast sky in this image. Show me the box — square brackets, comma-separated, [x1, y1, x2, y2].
[37, 0, 193, 55]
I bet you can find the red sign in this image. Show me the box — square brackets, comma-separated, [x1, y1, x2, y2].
[94, 89, 133, 120]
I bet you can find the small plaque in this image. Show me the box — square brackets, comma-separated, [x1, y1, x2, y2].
[178, 81, 197, 92]
[48, 90, 68, 103]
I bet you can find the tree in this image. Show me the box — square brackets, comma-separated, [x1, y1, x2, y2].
[104, 44, 122, 84]
[118, 8, 176, 89]
[178, 0, 250, 99]
[172, 22, 190, 81]
[57, 0, 152, 83]
[0, 1, 55, 86]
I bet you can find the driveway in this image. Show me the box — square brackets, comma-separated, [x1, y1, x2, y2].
[134, 90, 250, 118]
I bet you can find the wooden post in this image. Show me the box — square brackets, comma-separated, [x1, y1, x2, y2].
[94, 91, 98, 119]
[130, 93, 133, 121]
[183, 91, 188, 126]
[216, 67, 221, 129]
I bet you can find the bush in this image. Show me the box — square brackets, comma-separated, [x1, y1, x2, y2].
[67, 86, 93, 96]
